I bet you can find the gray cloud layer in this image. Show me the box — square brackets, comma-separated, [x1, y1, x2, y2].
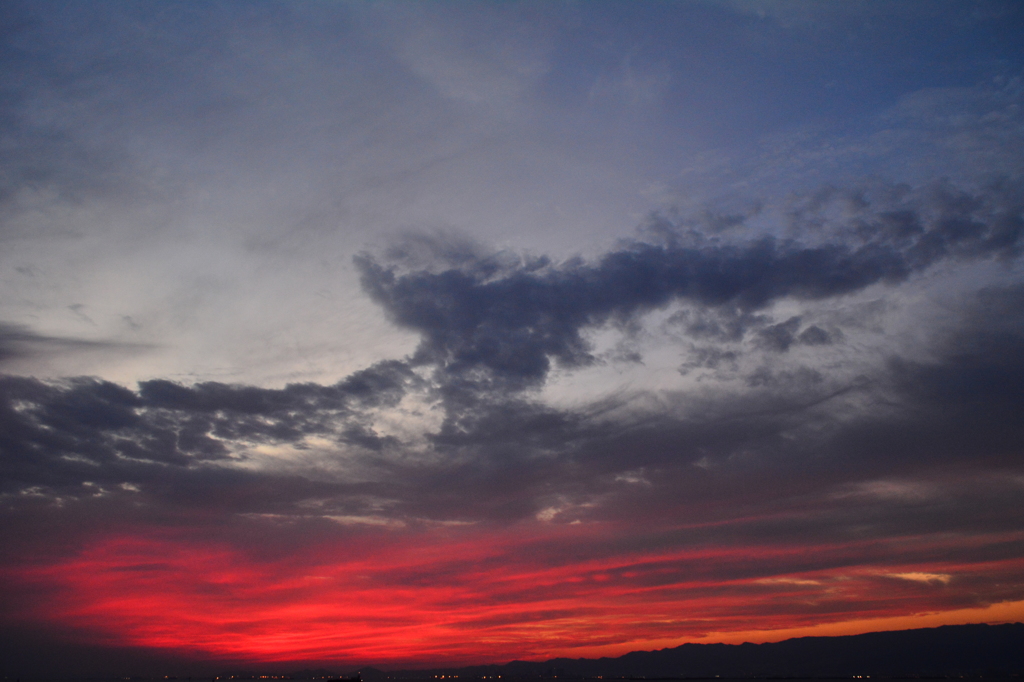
[357, 178, 1023, 392]
[1, 178, 1022, 539]
[2, 5, 1024, 667]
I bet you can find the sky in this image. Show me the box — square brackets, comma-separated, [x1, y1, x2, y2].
[2, 0, 1024, 676]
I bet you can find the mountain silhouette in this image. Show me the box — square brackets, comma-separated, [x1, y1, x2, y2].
[389, 623, 1024, 678]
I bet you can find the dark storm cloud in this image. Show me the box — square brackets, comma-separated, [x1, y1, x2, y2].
[138, 360, 414, 417]
[357, 178, 1024, 390]
[323, 266, 1024, 529]
[856, 284, 1024, 470]
[749, 319, 837, 353]
[2, 4, 1024, 671]
[755, 316, 804, 352]
[345, 224, 1024, 529]
[355, 236, 904, 387]
[2, 179, 1024, 550]
[0, 360, 418, 496]
[2, 259, 1024, 653]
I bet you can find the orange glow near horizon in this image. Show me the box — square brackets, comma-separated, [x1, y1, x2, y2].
[4, 523, 1024, 666]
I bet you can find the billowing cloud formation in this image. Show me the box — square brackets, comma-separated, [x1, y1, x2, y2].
[5, 176, 1019, 492]
[357, 178, 1022, 389]
[3, 1, 1024, 675]
[0, 360, 415, 494]
[3, 176, 1024, 671]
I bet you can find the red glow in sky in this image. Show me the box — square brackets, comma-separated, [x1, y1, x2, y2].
[5, 521, 1024, 666]
[4, 2, 1024, 676]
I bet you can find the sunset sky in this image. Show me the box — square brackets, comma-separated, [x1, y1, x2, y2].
[3, 0, 1024, 676]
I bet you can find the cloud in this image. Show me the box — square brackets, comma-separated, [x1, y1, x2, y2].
[0, 361, 419, 503]
[1, 2, 1024, 668]
[3, 179, 1023, 530]
[5, 280, 1019, 541]
[887, 572, 952, 585]
[3, 256, 1024, 667]
[0, 323, 150, 365]
[356, 177, 1023, 394]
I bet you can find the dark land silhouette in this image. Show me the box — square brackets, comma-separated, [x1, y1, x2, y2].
[387, 623, 1024, 679]
[2, 623, 1022, 680]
